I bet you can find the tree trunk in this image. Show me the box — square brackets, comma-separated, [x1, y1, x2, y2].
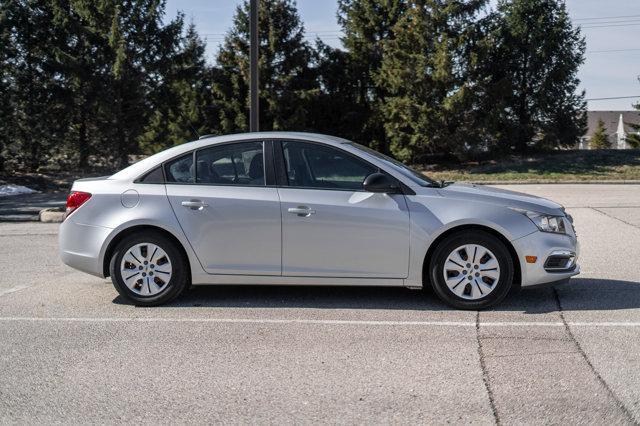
[116, 124, 128, 169]
[516, 97, 529, 154]
[516, 57, 530, 154]
[78, 104, 89, 171]
[28, 140, 39, 171]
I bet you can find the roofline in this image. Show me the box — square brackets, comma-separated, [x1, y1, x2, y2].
[194, 131, 352, 144]
[109, 132, 355, 181]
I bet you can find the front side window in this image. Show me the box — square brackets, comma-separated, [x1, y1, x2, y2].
[196, 141, 264, 186]
[281, 141, 376, 190]
[348, 142, 438, 187]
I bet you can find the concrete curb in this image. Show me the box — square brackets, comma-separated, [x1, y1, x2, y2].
[0, 214, 39, 222]
[39, 207, 65, 223]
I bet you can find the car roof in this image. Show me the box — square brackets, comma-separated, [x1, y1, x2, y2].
[110, 132, 353, 181]
[198, 132, 351, 146]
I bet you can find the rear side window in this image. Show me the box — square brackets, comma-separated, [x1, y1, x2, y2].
[195, 142, 264, 186]
[164, 154, 194, 183]
[281, 141, 376, 190]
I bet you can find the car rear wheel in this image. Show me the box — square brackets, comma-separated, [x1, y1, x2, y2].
[109, 231, 189, 306]
[429, 230, 514, 310]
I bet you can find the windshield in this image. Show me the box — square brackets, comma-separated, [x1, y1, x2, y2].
[348, 143, 439, 187]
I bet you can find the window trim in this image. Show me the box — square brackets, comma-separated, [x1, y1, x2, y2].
[264, 140, 277, 186]
[135, 140, 275, 188]
[134, 138, 413, 194]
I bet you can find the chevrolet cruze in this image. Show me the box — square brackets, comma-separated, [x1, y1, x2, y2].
[59, 132, 579, 309]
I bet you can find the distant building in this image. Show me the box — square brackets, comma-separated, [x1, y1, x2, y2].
[579, 111, 640, 149]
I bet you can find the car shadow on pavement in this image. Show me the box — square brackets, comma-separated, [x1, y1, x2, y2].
[113, 278, 640, 314]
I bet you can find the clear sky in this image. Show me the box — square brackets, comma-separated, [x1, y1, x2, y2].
[165, 0, 640, 111]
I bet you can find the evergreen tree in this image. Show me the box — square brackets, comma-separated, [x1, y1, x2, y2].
[307, 40, 368, 142]
[1, 0, 192, 171]
[49, 0, 111, 170]
[482, 0, 586, 153]
[589, 119, 610, 149]
[104, 0, 186, 168]
[337, 0, 406, 152]
[377, 0, 487, 162]
[0, 0, 66, 171]
[0, 2, 13, 172]
[139, 23, 215, 153]
[213, 0, 318, 133]
[627, 84, 640, 149]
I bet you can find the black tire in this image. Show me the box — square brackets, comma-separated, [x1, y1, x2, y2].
[428, 230, 514, 310]
[109, 231, 189, 306]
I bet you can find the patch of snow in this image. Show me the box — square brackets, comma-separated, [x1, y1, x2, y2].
[0, 184, 38, 197]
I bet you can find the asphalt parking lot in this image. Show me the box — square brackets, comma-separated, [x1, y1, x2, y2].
[1, 184, 640, 424]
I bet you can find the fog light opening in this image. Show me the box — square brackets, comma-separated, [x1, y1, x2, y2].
[543, 251, 576, 272]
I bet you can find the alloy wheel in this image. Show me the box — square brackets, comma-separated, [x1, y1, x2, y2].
[120, 242, 172, 296]
[443, 244, 501, 300]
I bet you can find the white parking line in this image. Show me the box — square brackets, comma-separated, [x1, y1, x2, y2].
[0, 285, 34, 297]
[1, 316, 640, 327]
[0, 317, 475, 326]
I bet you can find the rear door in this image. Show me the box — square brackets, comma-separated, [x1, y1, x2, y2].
[165, 141, 282, 275]
[275, 140, 410, 278]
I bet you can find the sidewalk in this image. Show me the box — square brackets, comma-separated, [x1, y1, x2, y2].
[0, 193, 66, 221]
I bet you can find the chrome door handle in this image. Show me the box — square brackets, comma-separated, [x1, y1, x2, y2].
[181, 200, 209, 210]
[288, 206, 316, 217]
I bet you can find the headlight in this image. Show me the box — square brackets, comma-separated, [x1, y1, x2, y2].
[511, 208, 567, 234]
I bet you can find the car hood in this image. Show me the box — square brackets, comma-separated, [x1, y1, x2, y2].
[434, 183, 564, 215]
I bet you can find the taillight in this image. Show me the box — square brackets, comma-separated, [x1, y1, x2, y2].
[65, 191, 92, 219]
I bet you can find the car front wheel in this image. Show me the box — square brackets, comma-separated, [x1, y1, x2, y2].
[429, 230, 514, 310]
[109, 231, 189, 306]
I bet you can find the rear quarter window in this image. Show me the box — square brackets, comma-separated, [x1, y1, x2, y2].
[165, 154, 194, 183]
[138, 166, 164, 184]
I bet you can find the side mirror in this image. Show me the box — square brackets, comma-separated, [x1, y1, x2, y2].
[363, 173, 400, 194]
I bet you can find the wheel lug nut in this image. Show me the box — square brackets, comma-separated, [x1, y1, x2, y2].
[144, 261, 148, 265]
[150, 264, 154, 269]
[149, 272, 153, 276]
[475, 272, 480, 277]
[138, 266, 143, 270]
[142, 272, 146, 277]
[468, 275, 473, 280]
[474, 265, 479, 269]
[462, 270, 467, 275]
[466, 263, 471, 268]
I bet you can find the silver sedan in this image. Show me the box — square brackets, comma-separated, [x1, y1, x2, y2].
[59, 132, 579, 309]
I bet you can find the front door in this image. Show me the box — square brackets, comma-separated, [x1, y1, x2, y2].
[165, 141, 281, 275]
[277, 140, 410, 278]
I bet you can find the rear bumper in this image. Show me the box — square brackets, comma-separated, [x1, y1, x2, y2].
[512, 231, 580, 287]
[59, 219, 112, 278]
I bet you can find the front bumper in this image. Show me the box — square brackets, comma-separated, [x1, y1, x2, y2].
[511, 230, 580, 287]
[59, 219, 113, 278]
[519, 277, 572, 290]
